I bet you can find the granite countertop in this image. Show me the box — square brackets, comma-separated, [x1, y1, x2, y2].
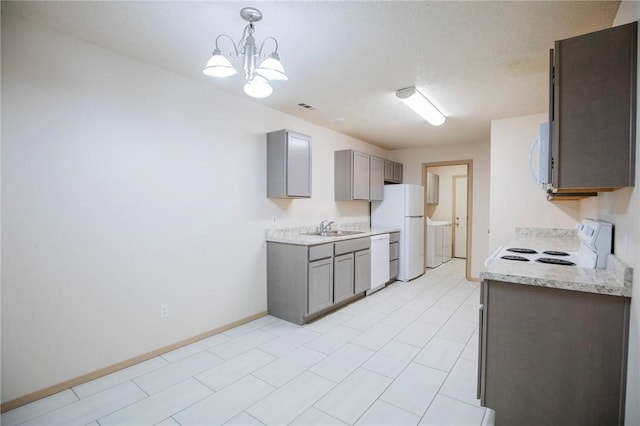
[265, 221, 400, 246]
[481, 227, 633, 298]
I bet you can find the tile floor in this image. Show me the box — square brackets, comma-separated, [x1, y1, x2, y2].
[3, 259, 496, 426]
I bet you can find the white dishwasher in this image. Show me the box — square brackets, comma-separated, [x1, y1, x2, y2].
[368, 233, 390, 295]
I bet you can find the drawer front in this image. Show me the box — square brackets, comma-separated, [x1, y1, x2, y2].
[309, 243, 334, 261]
[335, 237, 370, 255]
[389, 242, 399, 260]
[389, 232, 400, 243]
[389, 259, 399, 280]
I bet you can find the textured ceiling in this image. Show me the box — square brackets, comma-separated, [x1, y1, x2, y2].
[2, 1, 620, 149]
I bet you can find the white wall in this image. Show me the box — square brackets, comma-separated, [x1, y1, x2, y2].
[585, 3, 640, 424]
[389, 140, 490, 279]
[0, 15, 387, 403]
[489, 113, 582, 252]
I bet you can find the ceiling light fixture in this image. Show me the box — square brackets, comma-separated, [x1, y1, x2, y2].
[203, 7, 287, 98]
[395, 87, 446, 126]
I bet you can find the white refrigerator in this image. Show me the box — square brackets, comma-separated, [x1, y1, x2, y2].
[371, 184, 425, 281]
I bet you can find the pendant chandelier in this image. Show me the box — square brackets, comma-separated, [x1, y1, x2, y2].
[203, 7, 287, 98]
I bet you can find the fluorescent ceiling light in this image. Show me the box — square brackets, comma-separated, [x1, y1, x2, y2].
[396, 86, 446, 126]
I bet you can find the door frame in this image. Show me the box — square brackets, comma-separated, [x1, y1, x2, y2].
[452, 174, 468, 259]
[422, 160, 473, 281]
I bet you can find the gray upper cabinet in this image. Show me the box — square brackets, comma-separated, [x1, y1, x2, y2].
[427, 173, 439, 204]
[393, 162, 403, 183]
[335, 150, 369, 200]
[370, 156, 385, 201]
[352, 151, 370, 200]
[551, 21, 637, 192]
[267, 129, 312, 198]
[384, 160, 404, 184]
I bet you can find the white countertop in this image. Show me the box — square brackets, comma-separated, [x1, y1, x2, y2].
[481, 228, 632, 298]
[265, 224, 399, 246]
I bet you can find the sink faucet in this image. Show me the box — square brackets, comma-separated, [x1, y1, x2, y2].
[319, 220, 335, 233]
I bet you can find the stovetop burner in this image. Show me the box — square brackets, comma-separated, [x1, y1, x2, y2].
[543, 250, 570, 256]
[506, 248, 538, 254]
[535, 257, 576, 266]
[501, 255, 530, 262]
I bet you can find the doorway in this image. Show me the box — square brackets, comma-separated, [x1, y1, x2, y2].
[422, 160, 472, 280]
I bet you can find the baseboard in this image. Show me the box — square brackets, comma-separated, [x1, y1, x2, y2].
[0, 311, 268, 413]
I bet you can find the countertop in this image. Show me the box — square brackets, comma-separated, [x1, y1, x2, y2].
[265, 223, 400, 246]
[481, 227, 633, 298]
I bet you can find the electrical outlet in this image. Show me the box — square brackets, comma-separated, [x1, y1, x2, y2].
[160, 303, 169, 319]
[271, 215, 278, 224]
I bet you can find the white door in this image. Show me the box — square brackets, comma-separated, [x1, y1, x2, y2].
[453, 176, 468, 258]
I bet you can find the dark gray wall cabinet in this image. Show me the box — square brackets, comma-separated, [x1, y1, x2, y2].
[267, 129, 312, 198]
[478, 280, 630, 426]
[550, 21, 637, 192]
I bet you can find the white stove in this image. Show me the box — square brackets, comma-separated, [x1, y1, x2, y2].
[491, 219, 613, 269]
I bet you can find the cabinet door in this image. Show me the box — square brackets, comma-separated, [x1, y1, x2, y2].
[384, 160, 394, 181]
[286, 132, 312, 197]
[354, 249, 371, 294]
[352, 151, 370, 200]
[334, 253, 354, 304]
[553, 21, 637, 189]
[389, 259, 399, 280]
[393, 162, 403, 183]
[308, 258, 333, 315]
[370, 156, 385, 201]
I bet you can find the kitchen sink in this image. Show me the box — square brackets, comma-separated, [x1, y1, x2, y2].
[302, 230, 366, 237]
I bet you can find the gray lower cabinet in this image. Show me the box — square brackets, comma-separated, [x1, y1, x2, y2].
[267, 129, 312, 198]
[334, 253, 355, 304]
[389, 232, 400, 281]
[267, 238, 370, 325]
[354, 249, 371, 293]
[308, 257, 333, 315]
[479, 280, 630, 426]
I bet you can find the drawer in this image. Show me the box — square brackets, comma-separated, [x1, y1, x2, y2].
[309, 243, 334, 261]
[389, 242, 399, 260]
[389, 259, 399, 280]
[335, 237, 370, 255]
[389, 232, 400, 243]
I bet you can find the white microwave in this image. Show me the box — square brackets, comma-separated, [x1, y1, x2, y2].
[529, 121, 551, 185]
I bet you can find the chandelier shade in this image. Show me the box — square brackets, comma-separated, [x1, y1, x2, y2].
[203, 7, 287, 98]
[256, 52, 288, 81]
[203, 49, 237, 78]
[244, 75, 273, 98]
